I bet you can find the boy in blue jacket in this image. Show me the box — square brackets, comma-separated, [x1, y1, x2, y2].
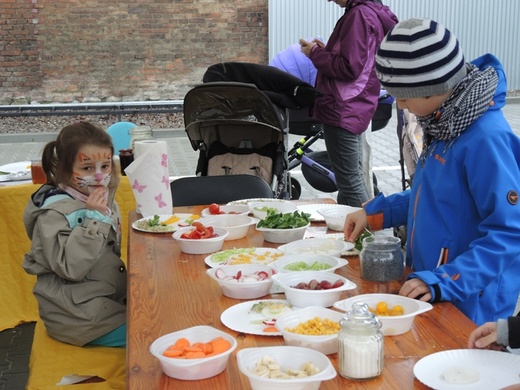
[344, 18, 520, 325]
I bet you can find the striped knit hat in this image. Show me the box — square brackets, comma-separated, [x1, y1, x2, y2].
[376, 18, 467, 99]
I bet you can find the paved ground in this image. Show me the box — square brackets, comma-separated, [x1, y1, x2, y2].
[1, 101, 519, 388]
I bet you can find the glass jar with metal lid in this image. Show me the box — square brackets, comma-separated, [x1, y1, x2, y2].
[338, 302, 384, 380]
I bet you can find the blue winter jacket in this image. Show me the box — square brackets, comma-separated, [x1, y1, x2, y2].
[364, 54, 520, 325]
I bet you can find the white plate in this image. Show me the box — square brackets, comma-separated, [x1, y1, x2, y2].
[296, 204, 337, 222]
[0, 161, 32, 182]
[132, 213, 200, 233]
[226, 198, 290, 206]
[414, 349, 520, 389]
[204, 247, 285, 267]
[220, 299, 299, 336]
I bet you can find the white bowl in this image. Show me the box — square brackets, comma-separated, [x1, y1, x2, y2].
[333, 293, 433, 336]
[256, 223, 310, 244]
[316, 205, 362, 231]
[150, 325, 237, 380]
[278, 237, 354, 257]
[206, 264, 276, 299]
[248, 201, 298, 220]
[201, 204, 250, 217]
[271, 271, 356, 308]
[237, 346, 336, 390]
[275, 306, 343, 355]
[198, 215, 257, 240]
[172, 227, 228, 254]
[271, 254, 348, 273]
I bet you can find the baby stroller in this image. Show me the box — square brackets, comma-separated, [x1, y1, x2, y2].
[184, 62, 323, 199]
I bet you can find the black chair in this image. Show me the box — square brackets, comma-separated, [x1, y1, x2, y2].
[170, 174, 274, 207]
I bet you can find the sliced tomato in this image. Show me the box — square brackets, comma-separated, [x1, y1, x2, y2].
[180, 228, 202, 239]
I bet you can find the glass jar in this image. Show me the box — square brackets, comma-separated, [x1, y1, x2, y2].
[360, 235, 404, 282]
[338, 302, 384, 380]
[129, 125, 154, 149]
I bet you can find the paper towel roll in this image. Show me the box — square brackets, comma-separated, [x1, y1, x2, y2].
[124, 140, 172, 217]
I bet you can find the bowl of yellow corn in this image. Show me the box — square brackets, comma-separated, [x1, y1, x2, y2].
[333, 293, 433, 336]
[275, 306, 343, 355]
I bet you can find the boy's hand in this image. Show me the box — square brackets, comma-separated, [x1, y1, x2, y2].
[344, 209, 368, 242]
[399, 278, 431, 301]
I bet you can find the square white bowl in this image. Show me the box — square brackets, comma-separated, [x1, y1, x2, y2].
[275, 306, 343, 355]
[237, 346, 336, 390]
[333, 293, 433, 335]
[206, 264, 275, 299]
[172, 227, 228, 254]
[255, 223, 310, 244]
[271, 271, 356, 307]
[271, 253, 348, 273]
[149, 325, 237, 380]
[278, 237, 354, 257]
[248, 201, 298, 220]
[198, 214, 258, 240]
[316, 205, 362, 231]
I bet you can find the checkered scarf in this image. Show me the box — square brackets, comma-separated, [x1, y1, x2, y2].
[417, 63, 499, 166]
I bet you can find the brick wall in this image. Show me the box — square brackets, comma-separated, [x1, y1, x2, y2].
[0, 0, 268, 104]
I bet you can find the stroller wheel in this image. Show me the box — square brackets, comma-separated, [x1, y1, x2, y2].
[290, 177, 301, 200]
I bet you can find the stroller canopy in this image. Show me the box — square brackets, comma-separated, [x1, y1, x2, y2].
[269, 41, 318, 86]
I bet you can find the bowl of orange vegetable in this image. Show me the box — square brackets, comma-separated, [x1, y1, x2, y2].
[333, 293, 433, 335]
[150, 325, 237, 380]
[172, 223, 228, 254]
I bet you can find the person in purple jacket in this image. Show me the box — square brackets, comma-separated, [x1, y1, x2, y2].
[300, 0, 397, 207]
[344, 18, 520, 325]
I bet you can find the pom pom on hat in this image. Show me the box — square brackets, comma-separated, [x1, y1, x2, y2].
[376, 18, 467, 99]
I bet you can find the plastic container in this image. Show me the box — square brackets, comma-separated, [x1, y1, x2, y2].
[360, 236, 404, 282]
[271, 253, 348, 273]
[317, 205, 362, 231]
[149, 325, 237, 380]
[338, 302, 384, 380]
[255, 223, 310, 244]
[271, 271, 356, 307]
[206, 264, 275, 299]
[333, 293, 433, 336]
[172, 227, 228, 254]
[30, 160, 47, 184]
[198, 215, 257, 240]
[275, 306, 343, 355]
[237, 346, 337, 390]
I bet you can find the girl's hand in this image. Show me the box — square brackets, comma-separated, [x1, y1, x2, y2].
[299, 38, 316, 57]
[344, 209, 368, 242]
[312, 37, 325, 48]
[86, 187, 108, 214]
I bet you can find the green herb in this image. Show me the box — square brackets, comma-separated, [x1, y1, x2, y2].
[146, 215, 161, 227]
[355, 228, 373, 251]
[256, 210, 310, 229]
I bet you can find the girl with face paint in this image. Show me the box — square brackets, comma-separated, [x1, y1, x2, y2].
[22, 121, 127, 347]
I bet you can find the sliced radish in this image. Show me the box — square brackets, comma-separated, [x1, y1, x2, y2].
[214, 268, 226, 279]
[256, 271, 269, 280]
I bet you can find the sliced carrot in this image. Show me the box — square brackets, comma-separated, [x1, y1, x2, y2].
[162, 348, 184, 357]
[163, 336, 230, 358]
[185, 351, 206, 359]
[184, 345, 204, 353]
[173, 337, 190, 349]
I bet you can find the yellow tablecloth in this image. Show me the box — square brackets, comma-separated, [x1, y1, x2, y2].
[0, 177, 136, 331]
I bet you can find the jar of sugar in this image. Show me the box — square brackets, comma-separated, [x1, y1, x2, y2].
[338, 302, 384, 380]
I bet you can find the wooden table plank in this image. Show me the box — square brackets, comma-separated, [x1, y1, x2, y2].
[127, 204, 476, 389]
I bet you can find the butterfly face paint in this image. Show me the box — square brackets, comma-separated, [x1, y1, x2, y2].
[71, 145, 113, 196]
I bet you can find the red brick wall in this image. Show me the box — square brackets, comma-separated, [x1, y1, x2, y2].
[0, 0, 268, 104]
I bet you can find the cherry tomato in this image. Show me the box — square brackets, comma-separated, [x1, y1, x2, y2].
[209, 203, 220, 215]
